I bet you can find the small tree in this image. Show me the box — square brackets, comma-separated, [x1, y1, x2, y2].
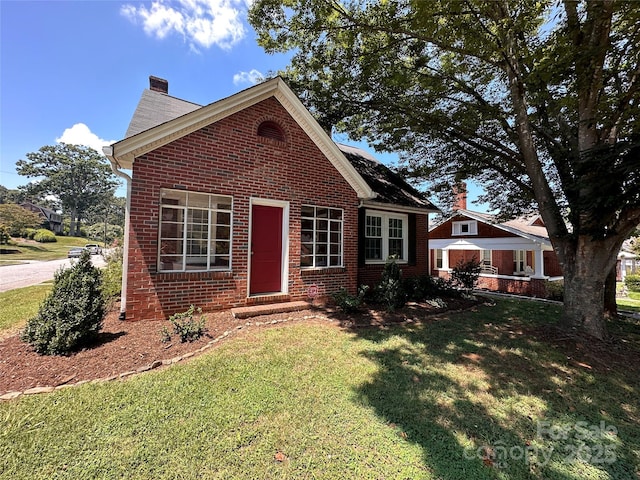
[375, 256, 407, 312]
[22, 250, 105, 355]
[450, 257, 482, 293]
[0, 203, 43, 236]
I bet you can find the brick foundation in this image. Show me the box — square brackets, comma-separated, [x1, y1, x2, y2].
[435, 270, 551, 298]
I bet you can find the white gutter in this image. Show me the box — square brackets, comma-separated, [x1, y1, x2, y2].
[103, 145, 131, 320]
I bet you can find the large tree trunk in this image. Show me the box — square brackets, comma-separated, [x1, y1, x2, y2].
[558, 237, 618, 340]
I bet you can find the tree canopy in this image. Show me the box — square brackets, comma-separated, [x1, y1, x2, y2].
[0, 204, 43, 236]
[250, 0, 640, 339]
[16, 144, 118, 237]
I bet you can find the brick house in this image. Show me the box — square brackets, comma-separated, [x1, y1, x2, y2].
[429, 191, 563, 297]
[104, 77, 438, 320]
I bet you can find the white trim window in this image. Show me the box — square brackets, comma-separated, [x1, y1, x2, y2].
[365, 210, 408, 262]
[158, 189, 232, 272]
[435, 248, 443, 269]
[513, 250, 526, 273]
[452, 220, 478, 236]
[301, 205, 343, 268]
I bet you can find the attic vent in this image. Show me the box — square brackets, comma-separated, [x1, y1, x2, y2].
[257, 121, 285, 142]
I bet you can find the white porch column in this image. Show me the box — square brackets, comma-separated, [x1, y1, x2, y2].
[531, 245, 546, 278]
[442, 249, 450, 270]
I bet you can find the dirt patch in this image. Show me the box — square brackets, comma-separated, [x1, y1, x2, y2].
[0, 298, 479, 395]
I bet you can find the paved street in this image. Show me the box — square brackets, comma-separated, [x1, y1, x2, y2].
[0, 256, 107, 293]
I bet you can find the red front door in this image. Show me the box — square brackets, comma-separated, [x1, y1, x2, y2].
[250, 204, 283, 295]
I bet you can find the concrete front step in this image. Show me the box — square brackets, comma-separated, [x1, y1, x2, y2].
[231, 301, 310, 319]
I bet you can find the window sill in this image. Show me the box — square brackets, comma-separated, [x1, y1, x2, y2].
[301, 266, 346, 274]
[364, 260, 408, 265]
[156, 270, 233, 279]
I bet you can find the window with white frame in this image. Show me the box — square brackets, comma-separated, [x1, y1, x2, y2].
[158, 189, 232, 272]
[301, 205, 343, 268]
[435, 249, 443, 269]
[513, 250, 526, 273]
[481, 249, 491, 266]
[365, 210, 408, 262]
[452, 220, 478, 236]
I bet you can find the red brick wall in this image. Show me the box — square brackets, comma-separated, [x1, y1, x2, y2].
[357, 212, 430, 287]
[126, 97, 360, 320]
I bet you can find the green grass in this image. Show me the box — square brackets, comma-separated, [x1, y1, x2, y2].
[0, 284, 52, 334]
[0, 236, 94, 262]
[618, 291, 640, 314]
[1, 299, 639, 479]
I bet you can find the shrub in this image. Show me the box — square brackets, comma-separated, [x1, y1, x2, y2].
[333, 285, 369, 313]
[33, 228, 57, 243]
[21, 228, 37, 239]
[545, 280, 564, 301]
[101, 247, 123, 303]
[22, 250, 105, 355]
[375, 256, 407, 312]
[450, 257, 481, 291]
[165, 305, 207, 343]
[625, 274, 640, 293]
[404, 274, 458, 301]
[0, 225, 10, 245]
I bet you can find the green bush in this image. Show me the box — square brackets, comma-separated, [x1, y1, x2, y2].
[450, 257, 481, 291]
[375, 257, 407, 312]
[545, 280, 564, 301]
[0, 225, 10, 245]
[101, 247, 123, 303]
[33, 228, 57, 243]
[165, 305, 207, 343]
[22, 250, 105, 355]
[21, 228, 37, 239]
[333, 285, 369, 313]
[404, 274, 458, 301]
[625, 274, 640, 293]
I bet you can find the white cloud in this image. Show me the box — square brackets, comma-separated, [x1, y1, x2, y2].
[121, 0, 247, 51]
[56, 123, 116, 154]
[233, 69, 264, 86]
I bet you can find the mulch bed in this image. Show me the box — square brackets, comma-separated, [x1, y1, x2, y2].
[0, 298, 480, 395]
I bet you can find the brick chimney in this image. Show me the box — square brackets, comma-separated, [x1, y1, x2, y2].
[149, 75, 168, 94]
[452, 182, 467, 211]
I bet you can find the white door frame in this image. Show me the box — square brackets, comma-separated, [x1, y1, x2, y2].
[247, 197, 290, 297]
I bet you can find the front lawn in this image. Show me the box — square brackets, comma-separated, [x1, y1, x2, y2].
[618, 291, 640, 314]
[0, 283, 53, 336]
[0, 236, 96, 263]
[1, 299, 638, 479]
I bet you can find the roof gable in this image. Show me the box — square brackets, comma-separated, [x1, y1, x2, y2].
[105, 77, 374, 199]
[431, 209, 551, 244]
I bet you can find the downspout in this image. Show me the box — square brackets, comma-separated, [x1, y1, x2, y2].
[103, 145, 131, 320]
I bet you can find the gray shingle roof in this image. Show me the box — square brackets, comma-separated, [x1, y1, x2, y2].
[337, 144, 437, 210]
[125, 89, 200, 138]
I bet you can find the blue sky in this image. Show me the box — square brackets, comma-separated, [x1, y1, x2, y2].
[1, 0, 486, 211]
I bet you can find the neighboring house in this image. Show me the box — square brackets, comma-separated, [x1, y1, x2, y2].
[20, 202, 63, 234]
[429, 191, 562, 297]
[104, 76, 438, 321]
[617, 240, 638, 282]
